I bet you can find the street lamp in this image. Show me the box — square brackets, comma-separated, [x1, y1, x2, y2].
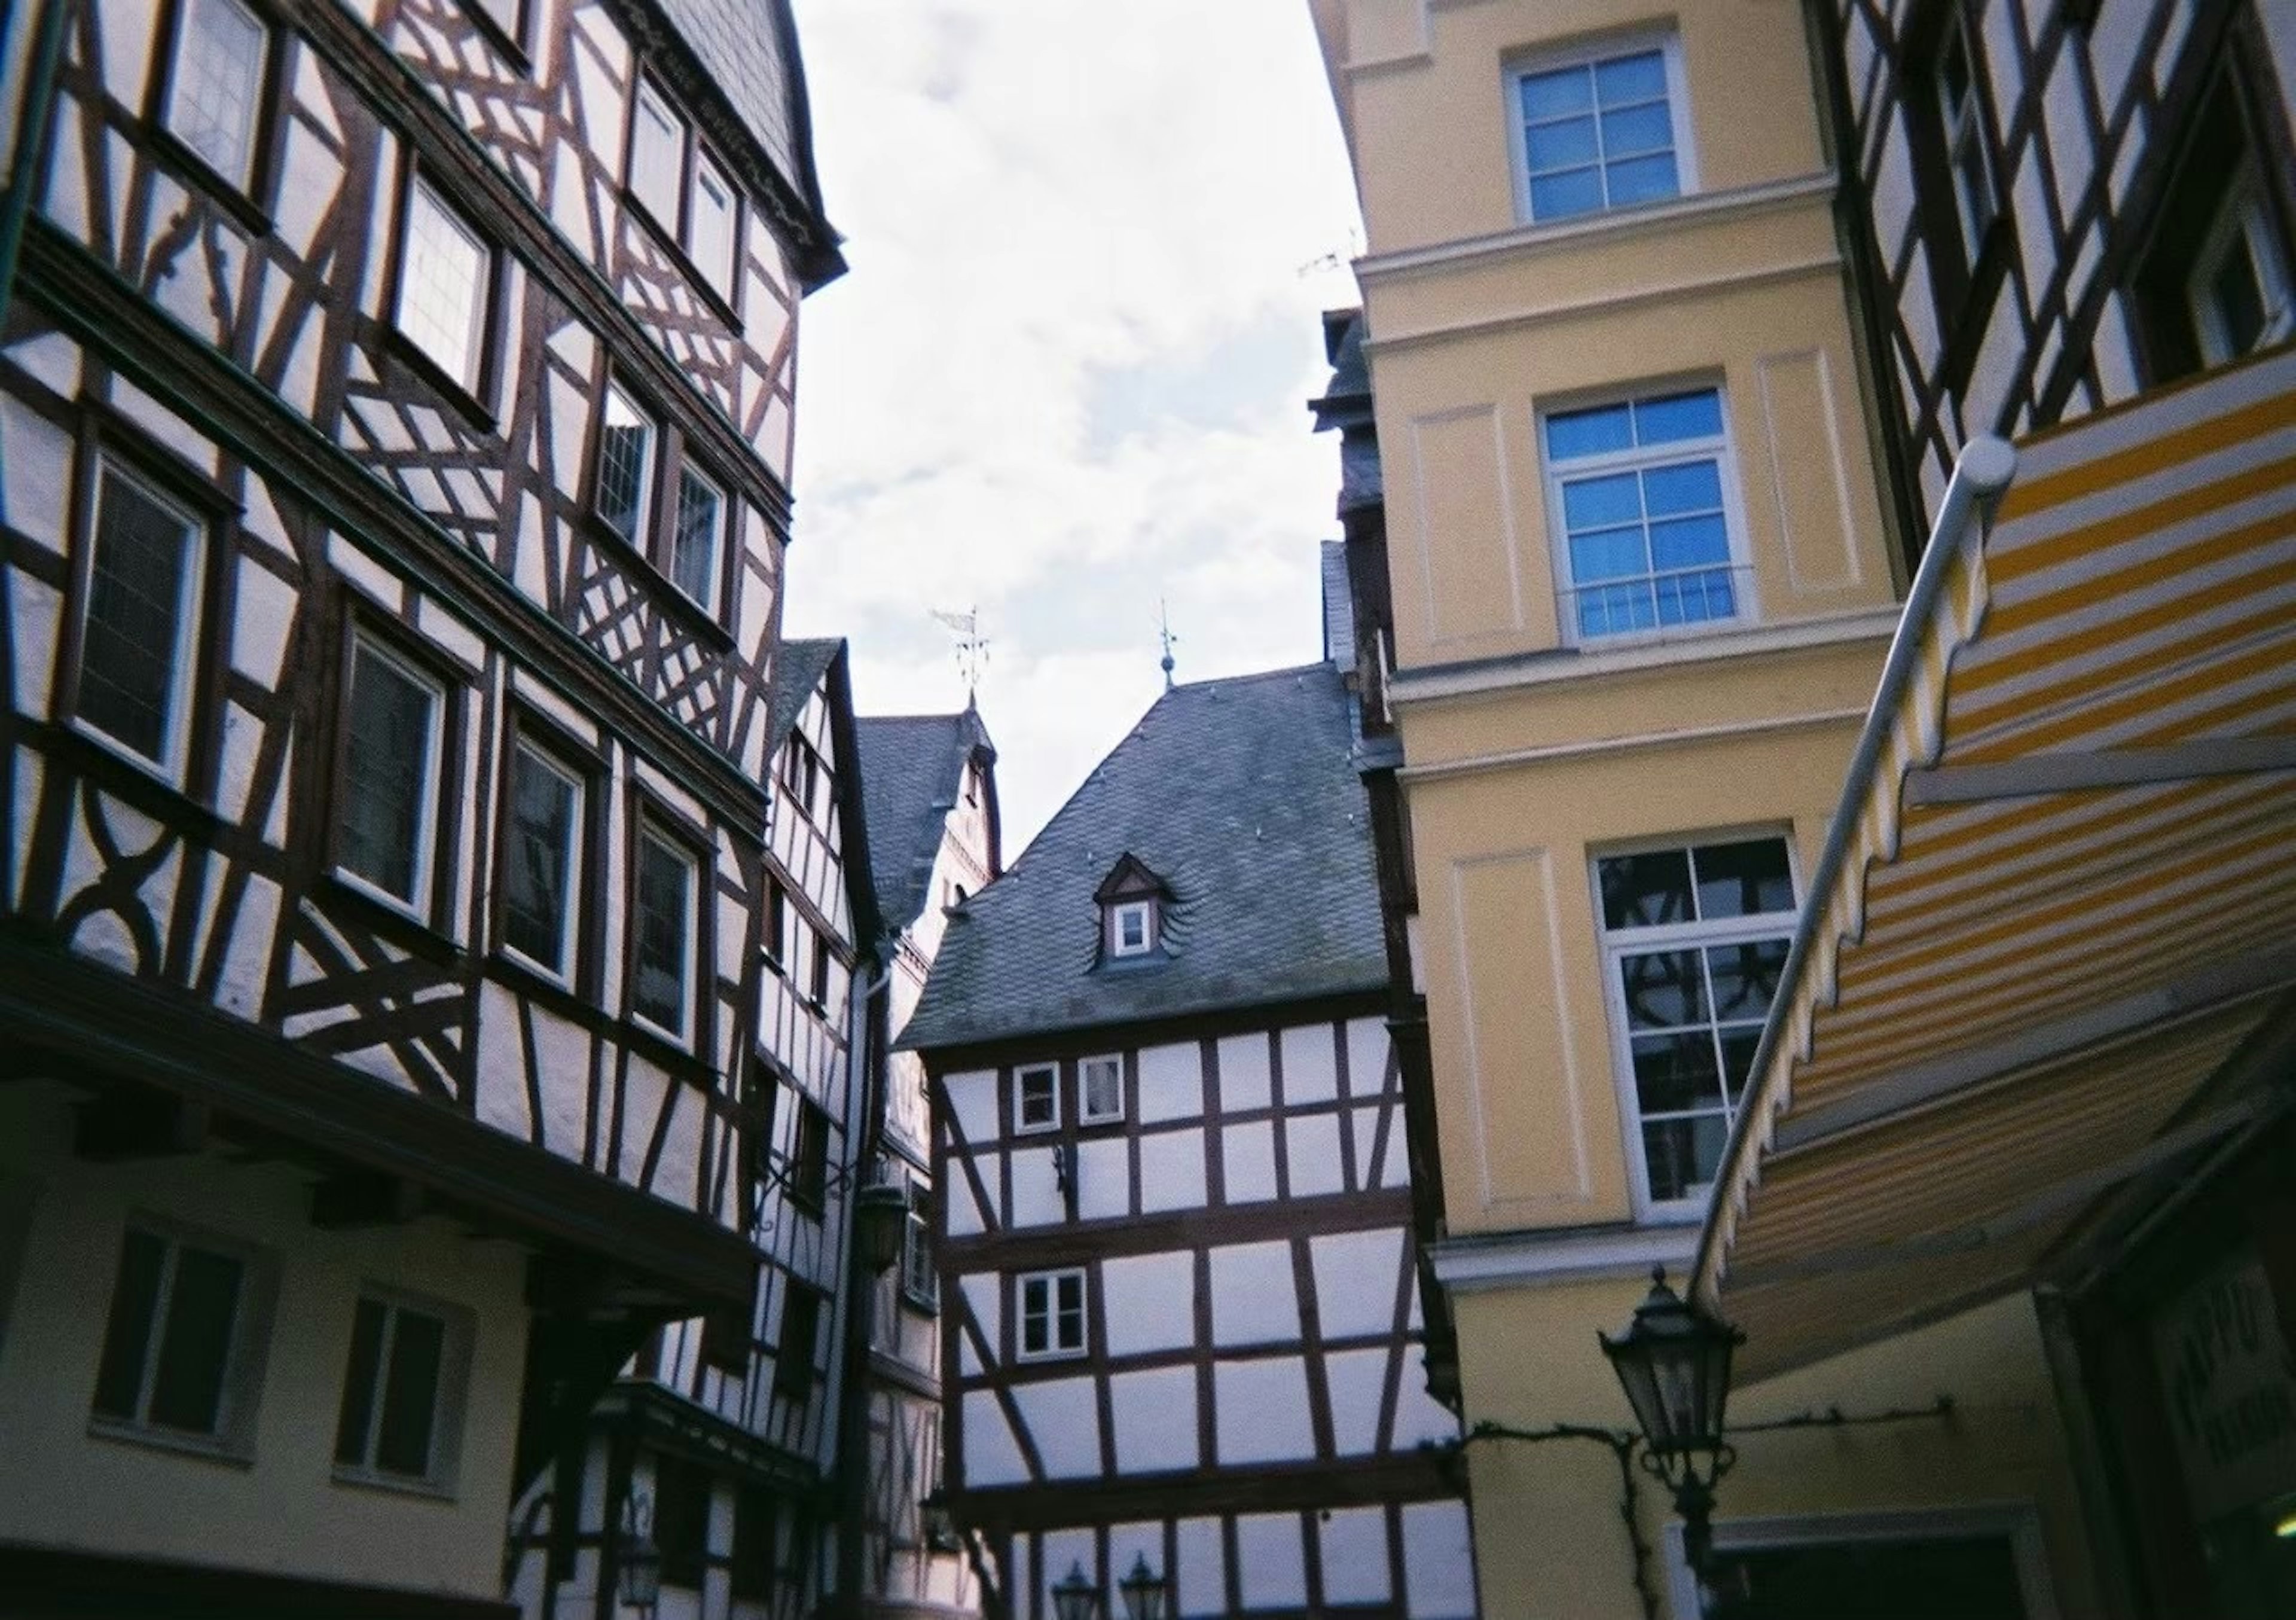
[1051, 1559, 1101, 1620]
[853, 1178, 909, 1276]
[617, 1493, 663, 1615]
[1598, 1267, 1744, 1577]
[1117, 1551, 1172, 1620]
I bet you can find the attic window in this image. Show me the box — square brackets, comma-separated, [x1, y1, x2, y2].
[1110, 900, 1155, 957]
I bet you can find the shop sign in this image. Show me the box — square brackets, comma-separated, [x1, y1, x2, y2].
[2152, 1251, 2296, 1523]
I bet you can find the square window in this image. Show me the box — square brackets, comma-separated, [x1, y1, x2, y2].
[774, 1282, 822, 1398]
[75, 458, 204, 782]
[501, 737, 583, 980]
[780, 738, 820, 820]
[1596, 836, 1797, 1216]
[671, 465, 723, 609]
[338, 633, 446, 914]
[1016, 1268, 1086, 1361]
[1015, 1064, 1059, 1134]
[632, 826, 698, 1041]
[395, 176, 490, 395]
[332, 1292, 467, 1489]
[164, 0, 267, 191]
[1544, 386, 1742, 641]
[594, 382, 658, 547]
[91, 1223, 269, 1451]
[1516, 39, 1687, 222]
[1079, 1055, 1124, 1125]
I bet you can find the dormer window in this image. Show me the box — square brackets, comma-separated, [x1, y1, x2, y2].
[1092, 853, 1171, 965]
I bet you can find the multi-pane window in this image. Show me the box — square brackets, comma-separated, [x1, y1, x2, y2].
[164, 0, 266, 190]
[91, 1225, 260, 1445]
[1080, 1055, 1124, 1125]
[631, 828, 697, 1040]
[594, 383, 658, 545]
[901, 1198, 937, 1311]
[2191, 184, 2294, 365]
[1017, 1268, 1086, 1362]
[1545, 388, 1740, 639]
[1597, 837, 1796, 1215]
[1015, 1064, 1058, 1134]
[774, 1282, 823, 1397]
[333, 1295, 457, 1486]
[672, 466, 723, 609]
[625, 78, 743, 300]
[77, 459, 203, 780]
[1935, 11, 1994, 263]
[501, 739, 582, 980]
[396, 176, 489, 394]
[1517, 43, 1682, 221]
[1110, 900, 1154, 957]
[339, 634, 444, 914]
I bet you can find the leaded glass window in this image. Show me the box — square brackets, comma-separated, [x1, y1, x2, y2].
[396, 177, 488, 392]
[340, 635, 443, 911]
[78, 461, 201, 776]
[594, 383, 657, 545]
[502, 740, 581, 978]
[632, 828, 695, 1038]
[166, 0, 266, 189]
[671, 465, 722, 608]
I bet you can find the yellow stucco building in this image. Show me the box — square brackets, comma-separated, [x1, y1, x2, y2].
[1307, 1, 2099, 1613]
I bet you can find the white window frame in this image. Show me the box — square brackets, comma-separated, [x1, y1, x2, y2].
[670, 461, 725, 612]
[627, 80, 688, 237]
[72, 456, 207, 788]
[593, 379, 660, 548]
[689, 149, 740, 295]
[1935, 8, 1996, 264]
[394, 173, 491, 396]
[335, 631, 446, 920]
[1016, 1267, 1088, 1363]
[900, 1200, 938, 1313]
[499, 736, 584, 986]
[330, 1286, 474, 1496]
[630, 823, 700, 1047]
[1593, 833, 1799, 1223]
[1013, 1063, 1060, 1136]
[1109, 899, 1155, 957]
[163, 0, 269, 193]
[1540, 382, 1755, 645]
[1079, 1054, 1125, 1125]
[627, 77, 743, 302]
[88, 1217, 276, 1459]
[2190, 174, 2295, 365]
[1507, 31, 1696, 226]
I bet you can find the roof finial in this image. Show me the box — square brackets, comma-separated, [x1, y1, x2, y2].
[1157, 599, 1178, 691]
[931, 605, 990, 704]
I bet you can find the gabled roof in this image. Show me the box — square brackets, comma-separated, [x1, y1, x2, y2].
[899, 663, 1385, 1052]
[767, 637, 844, 757]
[854, 708, 999, 933]
[1092, 853, 1168, 904]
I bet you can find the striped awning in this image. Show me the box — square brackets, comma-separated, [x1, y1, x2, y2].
[1694, 344, 2296, 1378]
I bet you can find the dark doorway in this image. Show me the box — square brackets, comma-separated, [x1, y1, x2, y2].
[1711, 1533, 2028, 1620]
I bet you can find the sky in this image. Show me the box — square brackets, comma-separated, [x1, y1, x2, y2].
[781, 1, 1366, 855]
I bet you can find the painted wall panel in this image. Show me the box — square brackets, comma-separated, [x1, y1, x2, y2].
[1137, 1128, 1205, 1213]
[1216, 1032, 1271, 1111]
[1279, 1023, 1339, 1103]
[1235, 1514, 1309, 1610]
[1212, 1360, 1314, 1466]
[1101, 1252, 1195, 1357]
[1411, 404, 1522, 649]
[1137, 1042, 1204, 1121]
[1210, 1241, 1299, 1347]
[1011, 1376, 1100, 1479]
[1220, 1120, 1278, 1203]
[1320, 1506, 1395, 1607]
[1109, 1366, 1199, 1474]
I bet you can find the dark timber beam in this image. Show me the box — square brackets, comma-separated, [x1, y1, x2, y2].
[74, 1087, 209, 1162]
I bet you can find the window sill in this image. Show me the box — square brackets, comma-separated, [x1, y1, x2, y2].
[487, 948, 603, 1023]
[331, 1463, 459, 1502]
[317, 871, 461, 965]
[450, 0, 533, 72]
[900, 1288, 941, 1317]
[41, 719, 221, 835]
[620, 189, 745, 335]
[88, 1416, 255, 1469]
[582, 514, 735, 650]
[142, 124, 276, 240]
[375, 327, 499, 438]
[623, 1011, 708, 1072]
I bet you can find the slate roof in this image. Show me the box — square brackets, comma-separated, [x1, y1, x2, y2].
[767, 637, 844, 756]
[856, 709, 994, 932]
[899, 663, 1385, 1052]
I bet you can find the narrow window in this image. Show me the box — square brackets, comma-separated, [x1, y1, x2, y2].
[594, 383, 658, 546]
[1598, 837, 1796, 1215]
[781, 738, 819, 820]
[2190, 182, 2294, 365]
[1517, 42, 1682, 221]
[774, 1282, 822, 1397]
[76, 459, 203, 780]
[1015, 1064, 1058, 1134]
[395, 176, 490, 395]
[654, 1456, 712, 1588]
[671, 464, 723, 609]
[632, 828, 697, 1041]
[762, 873, 786, 964]
[502, 738, 582, 980]
[901, 1197, 937, 1311]
[1935, 10, 1995, 263]
[1110, 899, 1155, 957]
[332, 1295, 456, 1485]
[338, 633, 445, 914]
[91, 1225, 256, 1444]
[731, 1484, 779, 1601]
[690, 151, 738, 295]
[808, 934, 832, 1007]
[165, 0, 267, 191]
[1079, 1055, 1124, 1125]
[628, 81, 687, 231]
[1545, 387, 1739, 640]
[1016, 1268, 1086, 1361]
[789, 1097, 829, 1210]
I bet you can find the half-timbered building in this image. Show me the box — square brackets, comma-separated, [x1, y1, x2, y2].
[901, 655, 1475, 1620]
[851, 703, 1002, 1619]
[0, 0, 840, 1610]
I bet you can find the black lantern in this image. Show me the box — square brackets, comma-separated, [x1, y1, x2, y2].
[919, 1487, 960, 1552]
[618, 1493, 664, 1613]
[1116, 1551, 1172, 1620]
[1598, 1267, 1744, 1575]
[853, 1179, 909, 1276]
[1051, 1559, 1101, 1620]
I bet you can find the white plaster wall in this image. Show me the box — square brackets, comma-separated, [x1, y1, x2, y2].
[1209, 1242, 1298, 1346]
[1403, 1498, 1478, 1618]
[1100, 1252, 1192, 1357]
[1010, 1376, 1099, 1479]
[1135, 1042, 1202, 1122]
[1211, 1360, 1313, 1466]
[1279, 1024, 1339, 1104]
[1137, 1128, 1205, 1212]
[1313, 1227, 1406, 1338]
[0, 1086, 529, 1596]
[1235, 1514, 1308, 1610]
[1216, 1032, 1271, 1111]
[1108, 1366, 1198, 1473]
[1320, 1506, 1394, 1606]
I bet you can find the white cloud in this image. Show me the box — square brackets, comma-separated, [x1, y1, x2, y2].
[784, 0, 1363, 851]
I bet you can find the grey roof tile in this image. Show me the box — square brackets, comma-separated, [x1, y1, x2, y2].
[899, 663, 1384, 1052]
[768, 637, 844, 756]
[856, 710, 993, 931]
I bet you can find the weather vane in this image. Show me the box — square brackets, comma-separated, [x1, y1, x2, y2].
[1158, 600, 1178, 691]
[930, 606, 990, 703]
